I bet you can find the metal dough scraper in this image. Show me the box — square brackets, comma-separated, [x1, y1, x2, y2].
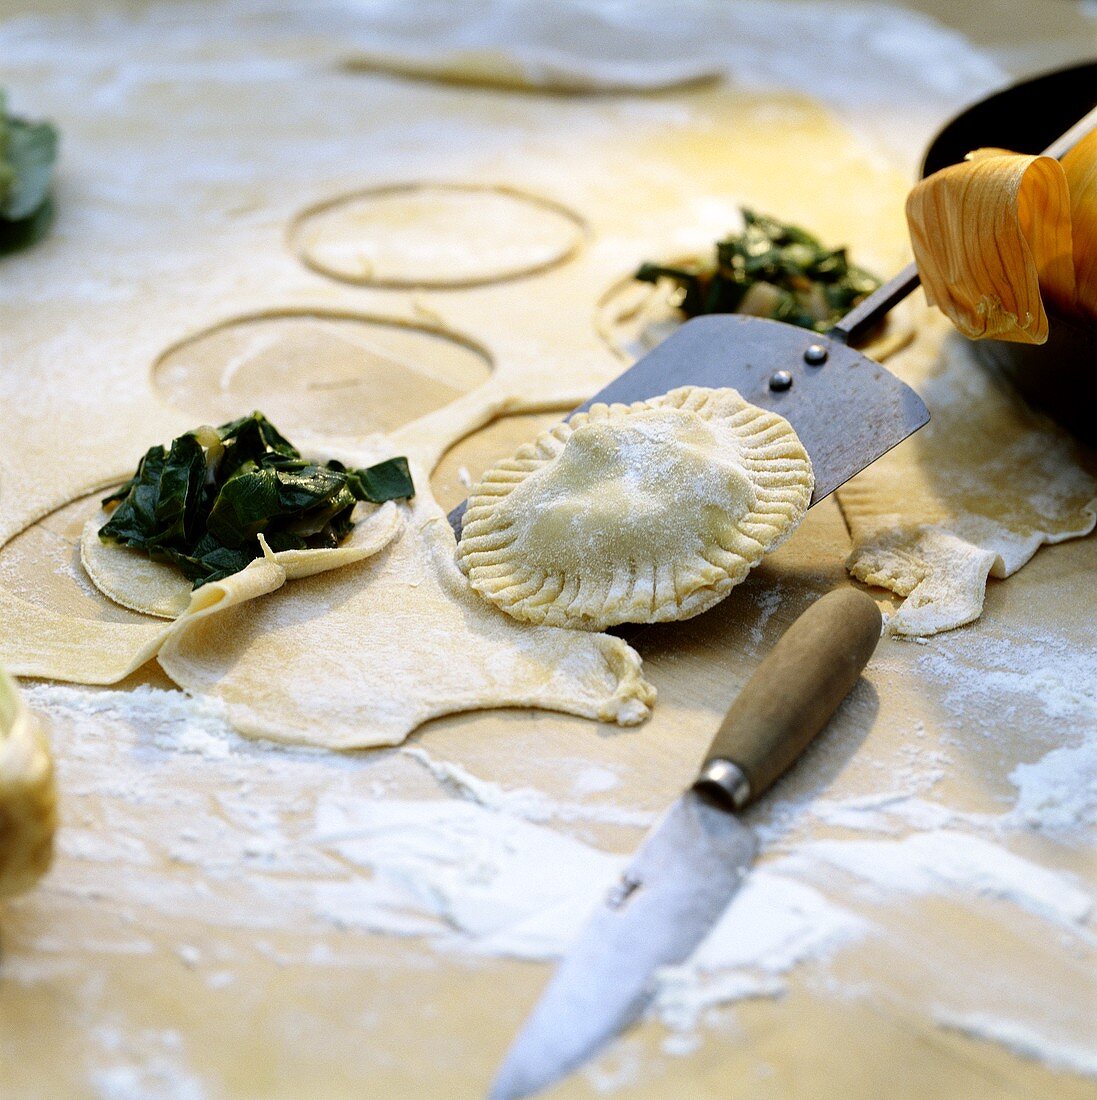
[448, 267, 930, 537]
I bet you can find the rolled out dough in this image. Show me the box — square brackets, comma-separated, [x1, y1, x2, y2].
[157, 464, 656, 749]
[81, 500, 405, 620]
[4, 432, 654, 746]
[0, 496, 405, 684]
[290, 186, 586, 288]
[341, 4, 722, 93]
[837, 312, 1097, 636]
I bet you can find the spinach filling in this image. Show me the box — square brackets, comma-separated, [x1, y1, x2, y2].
[635, 208, 881, 334]
[0, 91, 58, 255]
[99, 413, 414, 588]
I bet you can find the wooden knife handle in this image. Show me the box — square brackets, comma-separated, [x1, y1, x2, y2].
[697, 589, 881, 808]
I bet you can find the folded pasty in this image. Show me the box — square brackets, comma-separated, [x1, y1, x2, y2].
[456, 386, 813, 629]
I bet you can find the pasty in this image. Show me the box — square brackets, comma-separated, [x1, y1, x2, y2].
[456, 386, 812, 630]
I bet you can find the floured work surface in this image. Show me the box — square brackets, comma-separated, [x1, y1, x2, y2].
[1, 3, 1095, 1098]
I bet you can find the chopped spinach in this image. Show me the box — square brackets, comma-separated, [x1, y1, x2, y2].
[0, 91, 59, 255]
[99, 412, 414, 588]
[635, 208, 880, 334]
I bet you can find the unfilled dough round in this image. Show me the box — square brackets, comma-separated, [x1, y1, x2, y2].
[456, 386, 813, 630]
[290, 185, 585, 288]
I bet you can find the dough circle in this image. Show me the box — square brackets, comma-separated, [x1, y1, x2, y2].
[456, 386, 813, 630]
[152, 311, 491, 438]
[289, 184, 586, 288]
[81, 500, 404, 620]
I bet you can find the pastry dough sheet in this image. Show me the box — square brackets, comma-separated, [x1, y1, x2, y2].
[1, 2, 1095, 1098]
[837, 314, 1097, 636]
[157, 473, 655, 748]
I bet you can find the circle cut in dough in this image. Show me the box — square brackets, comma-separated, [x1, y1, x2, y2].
[152, 311, 491, 438]
[456, 386, 813, 630]
[289, 184, 586, 288]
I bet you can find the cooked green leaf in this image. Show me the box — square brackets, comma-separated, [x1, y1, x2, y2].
[345, 456, 414, 503]
[99, 412, 414, 589]
[0, 91, 59, 255]
[99, 446, 168, 546]
[0, 196, 55, 255]
[0, 117, 58, 221]
[635, 208, 881, 334]
[150, 433, 207, 548]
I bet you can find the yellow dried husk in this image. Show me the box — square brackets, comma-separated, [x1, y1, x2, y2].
[0, 666, 57, 899]
[1062, 127, 1097, 321]
[906, 148, 1076, 344]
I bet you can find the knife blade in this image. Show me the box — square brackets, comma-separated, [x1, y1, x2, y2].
[490, 587, 883, 1099]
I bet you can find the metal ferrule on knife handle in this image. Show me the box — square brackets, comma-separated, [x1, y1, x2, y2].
[695, 588, 882, 809]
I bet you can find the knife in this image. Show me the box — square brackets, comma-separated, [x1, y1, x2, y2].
[490, 586, 882, 1100]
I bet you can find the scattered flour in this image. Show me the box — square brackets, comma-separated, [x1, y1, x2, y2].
[780, 831, 1093, 928]
[935, 1011, 1097, 1082]
[17, 679, 1097, 1077]
[311, 792, 861, 1024]
[571, 766, 620, 796]
[400, 745, 653, 828]
[654, 970, 784, 1036]
[1010, 741, 1097, 835]
[90, 1025, 205, 1100]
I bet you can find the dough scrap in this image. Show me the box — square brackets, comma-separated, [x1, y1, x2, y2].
[456, 387, 813, 630]
[837, 313, 1097, 636]
[0, 582, 171, 685]
[342, 5, 721, 94]
[157, 473, 656, 749]
[0, 496, 404, 683]
[345, 48, 718, 93]
[0, 665, 57, 898]
[81, 500, 405, 620]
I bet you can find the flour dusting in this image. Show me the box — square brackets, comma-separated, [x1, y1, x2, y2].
[21, 677, 1096, 1079]
[401, 745, 654, 827]
[935, 1011, 1097, 1081]
[780, 831, 1093, 928]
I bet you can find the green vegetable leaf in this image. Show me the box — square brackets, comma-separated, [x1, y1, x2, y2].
[0, 91, 59, 255]
[99, 446, 168, 546]
[99, 412, 414, 588]
[0, 196, 54, 255]
[635, 207, 881, 334]
[150, 432, 207, 548]
[0, 117, 58, 221]
[346, 456, 415, 503]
